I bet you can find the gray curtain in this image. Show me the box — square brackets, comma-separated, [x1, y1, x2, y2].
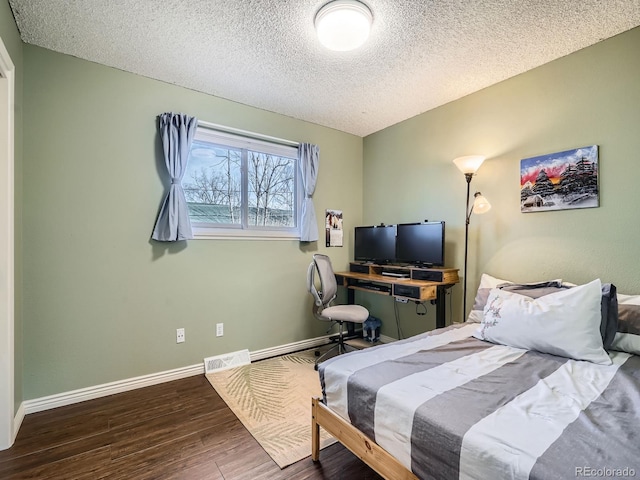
[151, 113, 198, 241]
[299, 143, 319, 242]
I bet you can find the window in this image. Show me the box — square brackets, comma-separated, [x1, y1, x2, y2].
[183, 126, 301, 239]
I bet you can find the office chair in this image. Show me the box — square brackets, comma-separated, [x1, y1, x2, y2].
[307, 254, 369, 369]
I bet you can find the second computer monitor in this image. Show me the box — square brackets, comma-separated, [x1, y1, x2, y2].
[395, 221, 445, 267]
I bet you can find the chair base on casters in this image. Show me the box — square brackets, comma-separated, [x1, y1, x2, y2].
[314, 322, 358, 371]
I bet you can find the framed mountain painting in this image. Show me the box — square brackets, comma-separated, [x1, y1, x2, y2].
[520, 145, 599, 213]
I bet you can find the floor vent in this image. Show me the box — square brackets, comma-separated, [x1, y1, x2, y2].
[204, 349, 251, 374]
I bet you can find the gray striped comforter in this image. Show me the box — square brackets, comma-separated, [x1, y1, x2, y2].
[319, 323, 640, 480]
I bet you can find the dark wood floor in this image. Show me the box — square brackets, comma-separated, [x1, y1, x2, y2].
[0, 375, 382, 479]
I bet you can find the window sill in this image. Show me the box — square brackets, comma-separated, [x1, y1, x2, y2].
[192, 226, 300, 240]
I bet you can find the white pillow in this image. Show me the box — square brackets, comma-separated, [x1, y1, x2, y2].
[467, 273, 562, 323]
[473, 279, 611, 365]
[467, 274, 511, 323]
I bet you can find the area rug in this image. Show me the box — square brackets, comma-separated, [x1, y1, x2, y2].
[205, 349, 337, 468]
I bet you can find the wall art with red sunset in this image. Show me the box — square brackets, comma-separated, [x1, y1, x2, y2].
[520, 145, 599, 213]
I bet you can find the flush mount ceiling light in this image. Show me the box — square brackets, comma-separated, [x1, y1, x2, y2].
[315, 0, 373, 52]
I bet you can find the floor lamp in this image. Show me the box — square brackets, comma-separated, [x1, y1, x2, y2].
[453, 156, 491, 323]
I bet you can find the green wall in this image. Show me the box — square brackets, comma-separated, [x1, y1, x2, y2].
[21, 45, 363, 400]
[363, 27, 640, 337]
[0, 0, 24, 415]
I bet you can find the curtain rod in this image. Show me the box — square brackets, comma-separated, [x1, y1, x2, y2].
[197, 120, 300, 148]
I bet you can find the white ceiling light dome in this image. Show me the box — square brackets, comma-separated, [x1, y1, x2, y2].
[315, 0, 373, 52]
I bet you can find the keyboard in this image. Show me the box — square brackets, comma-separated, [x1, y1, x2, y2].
[355, 282, 390, 293]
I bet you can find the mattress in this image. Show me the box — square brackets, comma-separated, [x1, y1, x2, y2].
[319, 323, 640, 480]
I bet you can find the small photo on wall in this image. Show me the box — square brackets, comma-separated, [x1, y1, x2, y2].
[520, 145, 599, 213]
[325, 209, 343, 247]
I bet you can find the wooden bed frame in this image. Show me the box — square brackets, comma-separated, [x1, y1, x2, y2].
[311, 397, 418, 480]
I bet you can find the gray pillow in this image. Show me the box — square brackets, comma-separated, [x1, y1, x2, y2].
[467, 274, 563, 323]
[618, 299, 640, 335]
[610, 294, 640, 355]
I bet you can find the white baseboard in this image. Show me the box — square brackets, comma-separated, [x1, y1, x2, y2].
[22, 363, 205, 415]
[21, 333, 335, 416]
[13, 402, 24, 440]
[249, 334, 333, 361]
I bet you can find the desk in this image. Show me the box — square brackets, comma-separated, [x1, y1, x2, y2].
[335, 263, 459, 329]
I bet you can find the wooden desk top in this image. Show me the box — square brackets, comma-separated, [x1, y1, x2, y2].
[335, 264, 459, 302]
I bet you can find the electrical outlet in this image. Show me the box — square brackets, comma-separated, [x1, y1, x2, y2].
[176, 328, 185, 343]
[395, 297, 408, 303]
[216, 323, 224, 337]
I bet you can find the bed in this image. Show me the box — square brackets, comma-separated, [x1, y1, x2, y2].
[311, 276, 640, 480]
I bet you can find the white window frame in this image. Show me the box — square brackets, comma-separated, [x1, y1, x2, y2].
[187, 124, 302, 240]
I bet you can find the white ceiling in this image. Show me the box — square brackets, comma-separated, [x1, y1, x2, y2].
[8, 0, 640, 137]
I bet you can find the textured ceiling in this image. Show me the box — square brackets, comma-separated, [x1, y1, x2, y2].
[8, 0, 640, 137]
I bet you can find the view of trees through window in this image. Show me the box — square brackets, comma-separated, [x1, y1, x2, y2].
[184, 140, 296, 228]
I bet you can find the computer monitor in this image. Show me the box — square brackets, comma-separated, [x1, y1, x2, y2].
[395, 221, 445, 267]
[354, 225, 396, 263]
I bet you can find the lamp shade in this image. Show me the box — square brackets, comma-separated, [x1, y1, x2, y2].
[472, 192, 491, 214]
[315, 0, 373, 51]
[453, 155, 486, 175]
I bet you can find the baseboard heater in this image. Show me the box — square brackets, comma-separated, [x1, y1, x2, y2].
[204, 349, 251, 374]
